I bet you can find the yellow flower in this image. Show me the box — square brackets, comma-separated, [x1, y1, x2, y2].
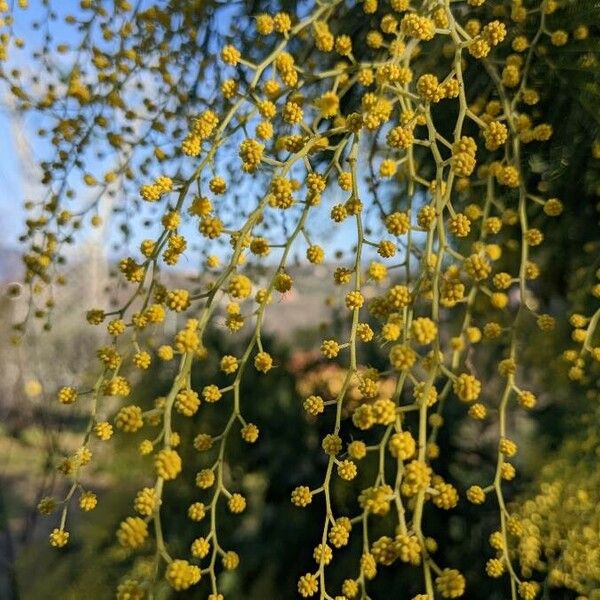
[154, 448, 182, 480]
[49, 528, 69, 548]
[116, 516, 148, 549]
[166, 559, 201, 591]
[316, 91, 339, 117]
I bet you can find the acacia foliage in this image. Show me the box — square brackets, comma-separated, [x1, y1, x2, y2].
[1, 0, 600, 599]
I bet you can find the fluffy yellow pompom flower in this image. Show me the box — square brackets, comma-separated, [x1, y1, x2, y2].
[316, 91, 339, 117]
[298, 573, 319, 597]
[436, 568, 466, 598]
[254, 351, 273, 373]
[154, 448, 182, 480]
[116, 516, 148, 549]
[49, 528, 69, 548]
[453, 373, 481, 402]
[166, 559, 201, 591]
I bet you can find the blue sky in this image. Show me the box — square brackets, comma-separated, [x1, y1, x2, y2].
[0, 109, 23, 244]
[0, 1, 420, 272]
[0, 1, 74, 247]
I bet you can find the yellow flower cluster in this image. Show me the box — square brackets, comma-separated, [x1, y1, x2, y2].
[510, 421, 600, 597]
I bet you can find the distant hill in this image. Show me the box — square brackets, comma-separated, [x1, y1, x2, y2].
[0, 245, 343, 336]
